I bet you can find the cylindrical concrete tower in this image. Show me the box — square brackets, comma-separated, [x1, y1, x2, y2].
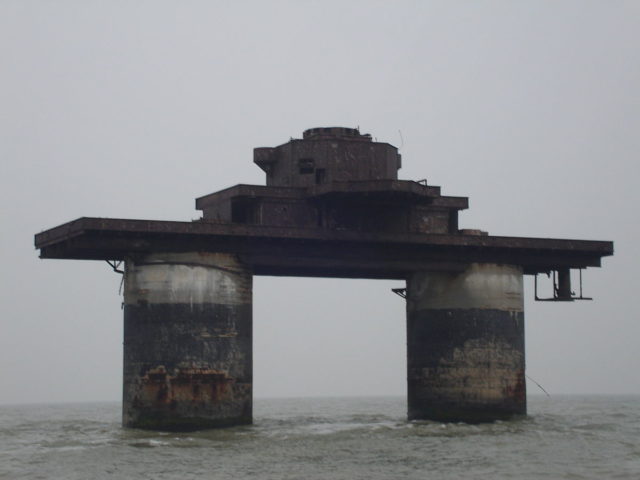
[406, 263, 525, 422]
[122, 252, 252, 430]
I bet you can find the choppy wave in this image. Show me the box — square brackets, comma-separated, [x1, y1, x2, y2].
[0, 396, 638, 479]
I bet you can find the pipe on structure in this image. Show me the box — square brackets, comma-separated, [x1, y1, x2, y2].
[406, 263, 526, 423]
[557, 268, 572, 300]
[122, 252, 253, 431]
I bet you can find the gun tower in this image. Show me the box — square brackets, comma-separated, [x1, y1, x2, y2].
[35, 127, 613, 430]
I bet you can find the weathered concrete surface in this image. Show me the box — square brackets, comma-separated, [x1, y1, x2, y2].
[122, 252, 252, 431]
[406, 263, 525, 423]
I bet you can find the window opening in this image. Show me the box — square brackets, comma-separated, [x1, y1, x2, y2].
[298, 158, 314, 174]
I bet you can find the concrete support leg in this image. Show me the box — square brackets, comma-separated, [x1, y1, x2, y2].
[122, 252, 252, 431]
[406, 263, 525, 423]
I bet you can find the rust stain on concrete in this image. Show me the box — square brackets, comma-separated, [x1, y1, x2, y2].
[134, 366, 235, 410]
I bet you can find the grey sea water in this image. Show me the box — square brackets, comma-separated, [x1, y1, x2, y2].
[0, 395, 638, 480]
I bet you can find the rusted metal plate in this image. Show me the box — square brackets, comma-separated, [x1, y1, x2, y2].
[307, 179, 442, 200]
[34, 216, 613, 278]
[135, 366, 234, 410]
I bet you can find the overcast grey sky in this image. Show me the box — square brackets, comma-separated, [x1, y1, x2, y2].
[1, 1, 638, 404]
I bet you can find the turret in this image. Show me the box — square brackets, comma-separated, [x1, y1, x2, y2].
[254, 127, 401, 187]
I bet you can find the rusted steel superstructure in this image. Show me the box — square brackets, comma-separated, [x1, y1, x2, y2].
[35, 127, 613, 430]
